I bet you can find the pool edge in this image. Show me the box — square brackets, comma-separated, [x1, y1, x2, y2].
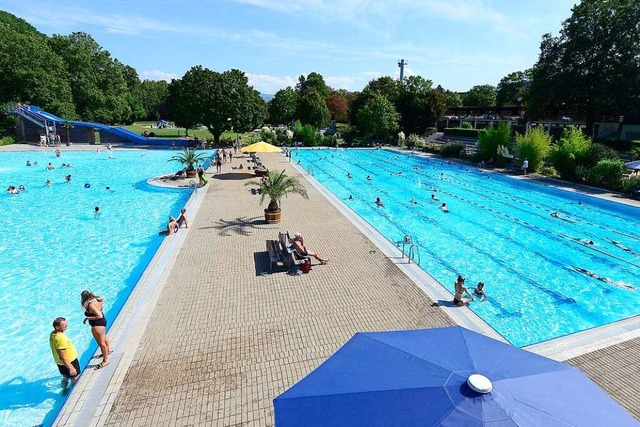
[295, 147, 640, 361]
[51, 184, 209, 427]
[291, 151, 507, 343]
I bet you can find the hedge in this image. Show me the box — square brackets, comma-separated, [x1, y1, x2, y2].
[443, 128, 485, 138]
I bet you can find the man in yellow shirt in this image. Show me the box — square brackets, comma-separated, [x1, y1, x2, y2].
[49, 317, 81, 389]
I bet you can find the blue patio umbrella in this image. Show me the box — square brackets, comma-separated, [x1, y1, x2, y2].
[274, 327, 638, 426]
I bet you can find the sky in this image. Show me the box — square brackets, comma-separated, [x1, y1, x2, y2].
[1, 0, 577, 94]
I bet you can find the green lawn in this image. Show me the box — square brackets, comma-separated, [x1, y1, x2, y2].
[125, 121, 241, 141]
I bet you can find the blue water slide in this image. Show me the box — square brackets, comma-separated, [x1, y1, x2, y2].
[32, 108, 149, 144]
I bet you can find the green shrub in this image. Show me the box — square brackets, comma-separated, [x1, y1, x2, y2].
[260, 127, 277, 144]
[630, 146, 640, 161]
[422, 143, 440, 154]
[406, 134, 423, 149]
[320, 135, 334, 146]
[444, 128, 484, 138]
[549, 126, 592, 180]
[622, 175, 640, 194]
[477, 122, 512, 162]
[514, 126, 551, 173]
[0, 135, 16, 146]
[540, 165, 559, 178]
[295, 124, 321, 146]
[440, 142, 466, 158]
[460, 121, 473, 129]
[585, 143, 619, 167]
[587, 159, 626, 190]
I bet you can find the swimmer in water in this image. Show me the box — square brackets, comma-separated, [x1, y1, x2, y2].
[18, 185, 25, 191]
[26, 160, 32, 167]
[65, 174, 71, 183]
[94, 207, 101, 217]
[348, 195, 353, 201]
[366, 175, 372, 181]
[571, 266, 634, 290]
[550, 212, 575, 223]
[473, 282, 488, 302]
[375, 197, 384, 207]
[347, 173, 352, 178]
[440, 203, 449, 213]
[606, 238, 638, 255]
[46, 179, 52, 186]
[431, 194, 439, 202]
[410, 198, 419, 205]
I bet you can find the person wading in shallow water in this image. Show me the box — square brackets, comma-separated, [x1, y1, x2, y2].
[49, 317, 81, 389]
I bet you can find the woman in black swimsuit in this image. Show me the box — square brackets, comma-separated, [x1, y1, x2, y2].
[81, 290, 111, 369]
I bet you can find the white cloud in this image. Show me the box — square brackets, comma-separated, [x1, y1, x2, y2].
[325, 76, 359, 90]
[393, 66, 415, 80]
[361, 71, 382, 79]
[246, 73, 297, 94]
[140, 70, 179, 82]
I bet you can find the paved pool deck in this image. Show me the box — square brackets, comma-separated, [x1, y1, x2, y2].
[35, 145, 640, 425]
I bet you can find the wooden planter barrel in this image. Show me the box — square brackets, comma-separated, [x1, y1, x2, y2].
[186, 169, 197, 178]
[264, 208, 281, 224]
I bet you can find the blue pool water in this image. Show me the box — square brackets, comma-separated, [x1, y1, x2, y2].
[296, 149, 640, 347]
[0, 149, 208, 427]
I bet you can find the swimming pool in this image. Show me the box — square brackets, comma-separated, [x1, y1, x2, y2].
[295, 149, 640, 347]
[0, 149, 209, 427]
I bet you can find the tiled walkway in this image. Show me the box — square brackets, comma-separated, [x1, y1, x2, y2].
[104, 153, 454, 426]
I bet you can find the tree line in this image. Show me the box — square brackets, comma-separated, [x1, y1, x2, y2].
[2, 0, 639, 142]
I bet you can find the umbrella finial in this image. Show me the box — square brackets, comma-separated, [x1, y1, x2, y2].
[467, 374, 492, 394]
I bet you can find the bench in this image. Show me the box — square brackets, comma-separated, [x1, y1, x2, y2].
[266, 239, 287, 272]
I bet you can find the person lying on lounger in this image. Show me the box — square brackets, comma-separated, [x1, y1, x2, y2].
[292, 233, 328, 265]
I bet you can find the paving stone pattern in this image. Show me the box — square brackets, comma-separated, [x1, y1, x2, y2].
[104, 153, 454, 426]
[567, 336, 640, 420]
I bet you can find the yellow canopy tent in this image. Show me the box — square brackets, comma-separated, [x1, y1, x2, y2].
[241, 141, 282, 153]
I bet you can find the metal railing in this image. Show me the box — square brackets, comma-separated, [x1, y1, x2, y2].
[399, 234, 421, 265]
[9, 104, 57, 143]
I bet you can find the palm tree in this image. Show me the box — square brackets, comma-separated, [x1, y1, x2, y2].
[246, 170, 308, 220]
[169, 147, 207, 177]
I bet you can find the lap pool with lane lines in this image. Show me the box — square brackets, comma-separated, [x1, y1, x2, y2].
[0, 149, 212, 427]
[295, 148, 640, 348]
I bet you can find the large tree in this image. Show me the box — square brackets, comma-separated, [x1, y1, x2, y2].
[527, 0, 640, 130]
[462, 84, 497, 107]
[170, 67, 265, 143]
[0, 13, 75, 118]
[396, 76, 446, 134]
[140, 79, 170, 120]
[296, 72, 330, 98]
[349, 77, 400, 125]
[496, 70, 530, 105]
[325, 93, 348, 122]
[296, 87, 330, 128]
[120, 63, 145, 124]
[49, 32, 130, 123]
[357, 93, 400, 140]
[267, 87, 297, 125]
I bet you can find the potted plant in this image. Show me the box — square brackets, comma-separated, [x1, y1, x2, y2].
[246, 170, 308, 223]
[169, 147, 207, 178]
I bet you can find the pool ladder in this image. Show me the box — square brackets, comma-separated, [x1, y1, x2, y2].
[400, 235, 421, 265]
